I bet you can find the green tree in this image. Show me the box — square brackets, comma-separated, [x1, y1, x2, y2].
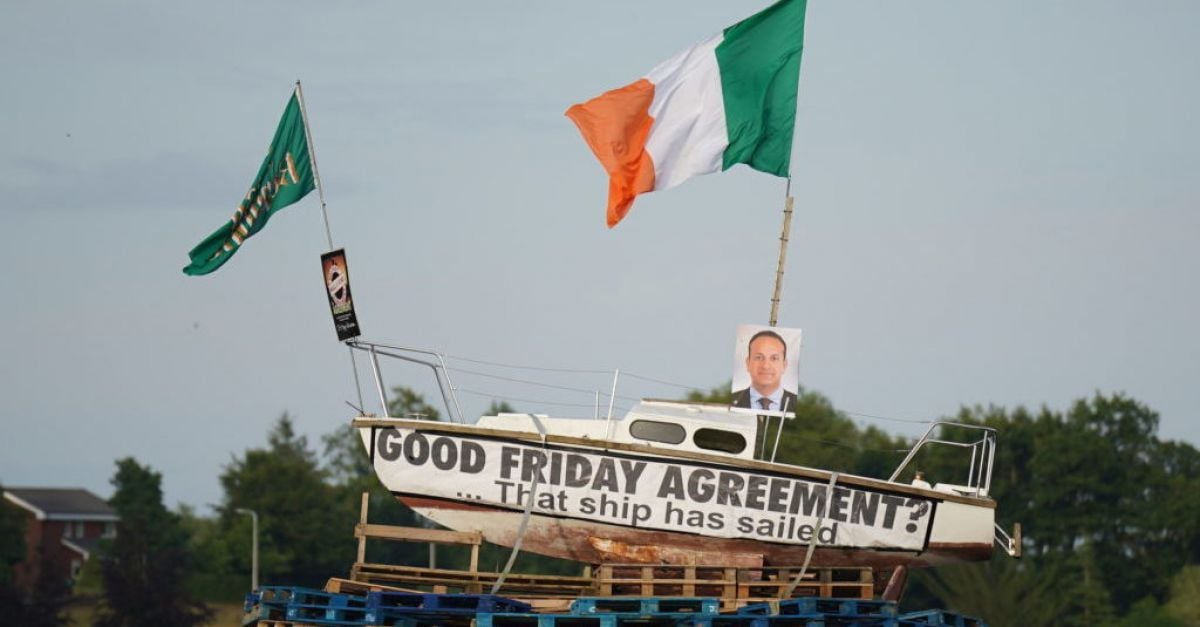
[94, 458, 210, 627]
[219, 414, 350, 587]
[321, 420, 425, 568]
[485, 400, 516, 415]
[1115, 597, 1188, 627]
[909, 393, 1200, 617]
[915, 557, 1068, 627]
[685, 383, 733, 404]
[0, 486, 48, 624]
[0, 485, 25, 585]
[387, 387, 441, 420]
[1163, 565, 1200, 625]
[178, 505, 244, 602]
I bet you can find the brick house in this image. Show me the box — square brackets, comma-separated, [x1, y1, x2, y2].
[2, 487, 118, 590]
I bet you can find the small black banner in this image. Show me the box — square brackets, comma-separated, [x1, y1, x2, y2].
[321, 248, 361, 342]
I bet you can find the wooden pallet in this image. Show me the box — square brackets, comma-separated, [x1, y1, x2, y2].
[592, 564, 873, 610]
[348, 492, 877, 611]
[353, 562, 594, 597]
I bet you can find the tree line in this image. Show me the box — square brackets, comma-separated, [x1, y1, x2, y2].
[1, 386, 1197, 626]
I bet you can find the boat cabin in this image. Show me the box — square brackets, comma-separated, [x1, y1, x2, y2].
[475, 400, 761, 461]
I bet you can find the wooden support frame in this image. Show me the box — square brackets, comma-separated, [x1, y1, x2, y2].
[349, 492, 878, 607]
[353, 492, 483, 591]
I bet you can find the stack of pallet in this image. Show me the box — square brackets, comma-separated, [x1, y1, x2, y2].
[242, 588, 988, 627]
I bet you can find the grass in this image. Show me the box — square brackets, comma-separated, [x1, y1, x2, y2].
[65, 600, 244, 626]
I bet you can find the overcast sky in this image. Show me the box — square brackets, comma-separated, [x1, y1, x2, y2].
[2, 1, 1197, 511]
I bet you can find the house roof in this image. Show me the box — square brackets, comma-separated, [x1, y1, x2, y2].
[3, 488, 119, 522]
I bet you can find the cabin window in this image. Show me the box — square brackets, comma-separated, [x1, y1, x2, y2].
[102, 522, 116, 539]
[693, 428, 747, 454]
[629, 420, 686, 445]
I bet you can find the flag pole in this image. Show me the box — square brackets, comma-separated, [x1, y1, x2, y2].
[294, 79, 367, 413]
[768, 177, 795, 327]
[294, 80, 335, 251]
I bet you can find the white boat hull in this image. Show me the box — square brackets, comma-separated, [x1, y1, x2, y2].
[357, 417, 996, 569]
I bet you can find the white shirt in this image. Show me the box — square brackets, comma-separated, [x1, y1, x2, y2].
[749, 387, 785, 411]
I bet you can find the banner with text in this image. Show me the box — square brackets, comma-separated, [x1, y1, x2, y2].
[368, 427, 935, 551]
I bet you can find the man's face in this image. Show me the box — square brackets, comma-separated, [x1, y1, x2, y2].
[745, 335, 787, 395]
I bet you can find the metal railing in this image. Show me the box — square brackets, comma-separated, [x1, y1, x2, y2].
[346, 341, 466, 423]
[346, 341, 631, 425]
[887, 422, 998, 497]
[994, 522, 1022, 558]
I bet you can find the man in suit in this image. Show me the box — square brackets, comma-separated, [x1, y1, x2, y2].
[732, 329, 798, 414]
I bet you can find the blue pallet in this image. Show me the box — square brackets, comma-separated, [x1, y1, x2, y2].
[673, 616, 836, 627]
[283, 588, 369, 625]
[477, 615, 878, 627]
[739, 598, 897, 619]
[256, 585, 340, 606]
[476, 613, 687, 627]
[897, 610, 987, 627]
[367, 591, 532, 614]
[242, 589, 289, 624]
[570, 596, 721, 616]
[364, 591, 531, 626]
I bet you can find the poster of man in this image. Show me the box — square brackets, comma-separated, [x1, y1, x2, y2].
[730, 324, 802, 417]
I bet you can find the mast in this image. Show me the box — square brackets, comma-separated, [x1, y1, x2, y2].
[768, 178, 795, 327]
[295, 79, 367, 413]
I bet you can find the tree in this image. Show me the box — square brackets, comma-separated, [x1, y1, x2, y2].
[386, 387, 441, 420]
[321, 420, 426, 568]
[914, 557, 1068, 627]
[1163, 565, 1200, 625]
[685, 383, 733, 404]
[94, 458, 210, 627]
[0, 486, 60, 625]
[219, 414, 350, 587]
[681, 383, 1200, 622]
[485, 400, 516, 415]
[0, 485, 25, 585]
[907, 393, 1200, 618]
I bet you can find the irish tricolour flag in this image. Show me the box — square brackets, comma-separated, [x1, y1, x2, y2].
[567, 0, 807, 227]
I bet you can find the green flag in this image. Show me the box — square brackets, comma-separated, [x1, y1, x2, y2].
[183, 91, 315, 275]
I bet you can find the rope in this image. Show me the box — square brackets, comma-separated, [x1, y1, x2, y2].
[781, 471, 840, 600]
[491, 414, 548, 595]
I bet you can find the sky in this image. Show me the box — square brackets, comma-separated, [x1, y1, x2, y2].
[2, 1, 1197, 511]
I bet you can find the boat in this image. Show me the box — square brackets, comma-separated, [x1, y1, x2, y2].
[350, 341, 1020, 571]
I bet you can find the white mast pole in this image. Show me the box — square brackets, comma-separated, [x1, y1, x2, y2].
[294, 80, 334, 251]
[294, 79, 366, 413]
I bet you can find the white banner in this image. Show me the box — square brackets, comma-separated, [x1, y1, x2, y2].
[368, 427, 934, 551]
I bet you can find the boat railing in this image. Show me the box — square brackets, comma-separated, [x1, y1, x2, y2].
[346, 340, 636, 425]
[887, 421, 998, 497]
[346, 340, 468, 423]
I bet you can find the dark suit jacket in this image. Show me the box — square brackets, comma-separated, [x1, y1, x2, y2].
[732, 387, 799, 414]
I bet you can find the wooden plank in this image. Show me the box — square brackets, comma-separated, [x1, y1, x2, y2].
[323, 577, 425, 595]
[355, 522, 482, 546]
[352, 562, 594, 598]
[355, 493, 368, 565]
